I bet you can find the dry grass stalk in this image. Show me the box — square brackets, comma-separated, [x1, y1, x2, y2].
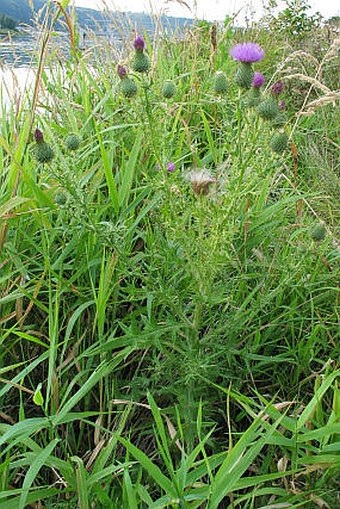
[283, 73, 331, 94]
[302, 91, 340, 115]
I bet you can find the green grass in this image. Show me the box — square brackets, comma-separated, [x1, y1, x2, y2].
[0, 1, 339, 507]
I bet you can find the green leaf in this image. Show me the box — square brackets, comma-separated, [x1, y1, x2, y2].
[118, 437, 176, 497]
[33, 384, 44, 406]
[19, 439, 59, 509]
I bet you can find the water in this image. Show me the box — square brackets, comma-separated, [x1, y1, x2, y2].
[0, 33, 36, 67]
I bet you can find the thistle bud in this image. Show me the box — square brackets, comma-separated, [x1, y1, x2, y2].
[246, 88, 262, 108]
[120, 77, 138, 97]
[213, 71, 228, 95]
[33, 142, 55, 164]
[257, 97, 280, 121]
[55, 192, 68, 205]
[235, 63, 254, 89]
[270, 132, 289, 153]
[162, 80, 176, 99]
[132, 52, 150, 73]
[65, 134, 81, 151]
[310, 223, 326, 242]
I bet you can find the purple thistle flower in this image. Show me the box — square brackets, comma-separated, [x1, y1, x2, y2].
[34, 128, 44, 143]
[167, 162, 176, 173]
[252, 71, 265, 88]
[279, 100, 286, 110]
[271, 80, 285, 96]
[117, 64, 127, 79]
[229, 42, 265, 63]
[133, 35, 145, 52]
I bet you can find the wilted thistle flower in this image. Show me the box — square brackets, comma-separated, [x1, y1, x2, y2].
[133, 35, 145, 52]
[213, 71, 228, 95]
[188, 169, 216, 195]
[162, 80, 176, 99]
[117, 64, 127, 79]
[34, 128, 44, 143]
[65, 134, 81, 151]
[279, 100, 286, 110]
[271, 80, 285, 96]
[270, 131, 289, 153]
[229, 42, 265, 63]
[310, 223, 327, 242]
[252, 71, 265, 88]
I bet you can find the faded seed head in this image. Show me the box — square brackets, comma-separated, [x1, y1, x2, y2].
[188, 169, 216, 195]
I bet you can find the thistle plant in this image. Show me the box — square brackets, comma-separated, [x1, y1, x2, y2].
[230, 42, 265, 89]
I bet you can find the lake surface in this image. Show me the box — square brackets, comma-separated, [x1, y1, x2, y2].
[0, 32, 109, 105]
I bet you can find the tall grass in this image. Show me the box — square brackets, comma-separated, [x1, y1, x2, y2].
[0, 1, 339, 507]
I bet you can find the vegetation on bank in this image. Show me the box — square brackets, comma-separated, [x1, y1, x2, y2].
[0, 0, 339, 507]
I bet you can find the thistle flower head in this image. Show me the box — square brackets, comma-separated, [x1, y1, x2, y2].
[188, 169, 216, 195]
[133, 35, 145, 52]
[167, 162, 176, 173]
[252, 71, 265, 88]
[230, 42, 265, 63]
[34, 128, 44, 143]
[117, 64, 127, 79]
[271, 80, 285, 96]
[279, 100, 286, 110]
